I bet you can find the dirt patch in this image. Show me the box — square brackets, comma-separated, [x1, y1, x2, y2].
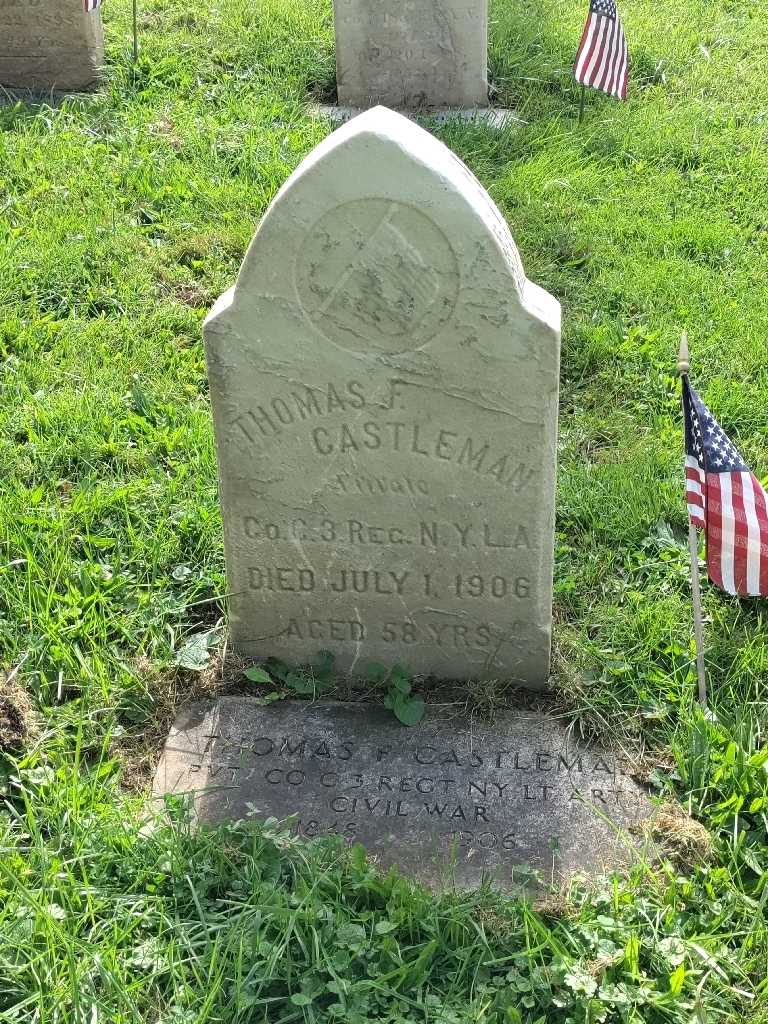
[115, 650, 251, 793]
[0, 671, 37, 752]
[146, 115, 184, 150]
[154, 274, 215, 309]
[532, 892, 574, 920]
[170, 282, 213, 308]
[637, 800, 713, 870]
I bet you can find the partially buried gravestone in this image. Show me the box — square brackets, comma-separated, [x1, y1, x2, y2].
[155, 700, 655, 889]
[0, 0, 103, 91]
[204, 106, 560, 687]
[333, 0, 488, 109]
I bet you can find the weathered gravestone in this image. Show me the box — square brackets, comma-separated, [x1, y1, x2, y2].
[0, 0, 103, 91]
[333, 0, 488, 109]
[204, 106, 560, 686]
[154, 700, 655, 888]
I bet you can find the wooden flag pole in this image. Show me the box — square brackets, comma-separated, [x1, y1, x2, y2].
[678, 331, 708, 707]
[132, 0, 139, 63]
[578, 83, 586, 123]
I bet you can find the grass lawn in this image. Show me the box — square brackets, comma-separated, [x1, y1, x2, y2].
[2, 0, 768, 1019]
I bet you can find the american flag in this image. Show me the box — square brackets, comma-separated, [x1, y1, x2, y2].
[683, 377, 768, 597]
[83, 0, 101, 11]
[574, 0, 628, 101]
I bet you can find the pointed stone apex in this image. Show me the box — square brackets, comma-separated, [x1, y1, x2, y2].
[322, 104, 439, 157]
[330, 104, 410, 140]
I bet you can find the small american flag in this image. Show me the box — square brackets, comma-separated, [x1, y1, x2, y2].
[684, 377, 768, 597]
[574, 0, 628, 101]
[83, 0, 101, 11]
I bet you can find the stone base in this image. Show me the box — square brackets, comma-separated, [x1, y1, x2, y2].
[154, 698, 655, 890]
[309, 103, 522, 129]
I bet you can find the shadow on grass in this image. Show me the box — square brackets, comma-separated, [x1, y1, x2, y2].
[0, 86, 105, 131]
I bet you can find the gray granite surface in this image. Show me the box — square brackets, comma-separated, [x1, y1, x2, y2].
[154, 699, 654, 889]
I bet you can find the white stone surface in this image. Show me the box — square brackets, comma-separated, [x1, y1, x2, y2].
[333, 0, 488, 108]
[204, 107, 560, 686]
[0, 0, 103, 91]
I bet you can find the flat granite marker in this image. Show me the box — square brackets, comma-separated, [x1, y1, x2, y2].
[154, 700, 654, 888]
[204, 106, 560, 685]
[333, 0, 488, 109]
[0, 0, 103, 91]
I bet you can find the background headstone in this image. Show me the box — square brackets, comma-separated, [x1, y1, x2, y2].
[155, 700, 655, 889]
[0, 0, 103, 92]
[333, 0, 488, 109]
[204, 107, 560, 686]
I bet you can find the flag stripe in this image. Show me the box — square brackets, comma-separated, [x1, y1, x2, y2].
[609, 23, 626, 97]
[688, 508, 706, 527]
[585, 17, 610, 85]
[717, 473, 736, 594]
[618, 31, 629, 98]
[686, 477, 704, 498]
[741, 474, 760, 595]
[706, 474, 724, 590]
[730, 473, 749, 595]
[577, 15, 603, 84]
[574, 15, 597, 79]
[606, 19, 622, 96]
[685, 456, 706, 528]
[590, 17, 610, 88]
[597, 16, 618, 92]
[752, 476, 768, 596]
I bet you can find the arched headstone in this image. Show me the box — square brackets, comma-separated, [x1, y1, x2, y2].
[204, 107, 560, 687]
[0, 0, 103, 91]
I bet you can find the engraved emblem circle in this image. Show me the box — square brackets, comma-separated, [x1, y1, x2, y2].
[295, 199, 459, 354]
